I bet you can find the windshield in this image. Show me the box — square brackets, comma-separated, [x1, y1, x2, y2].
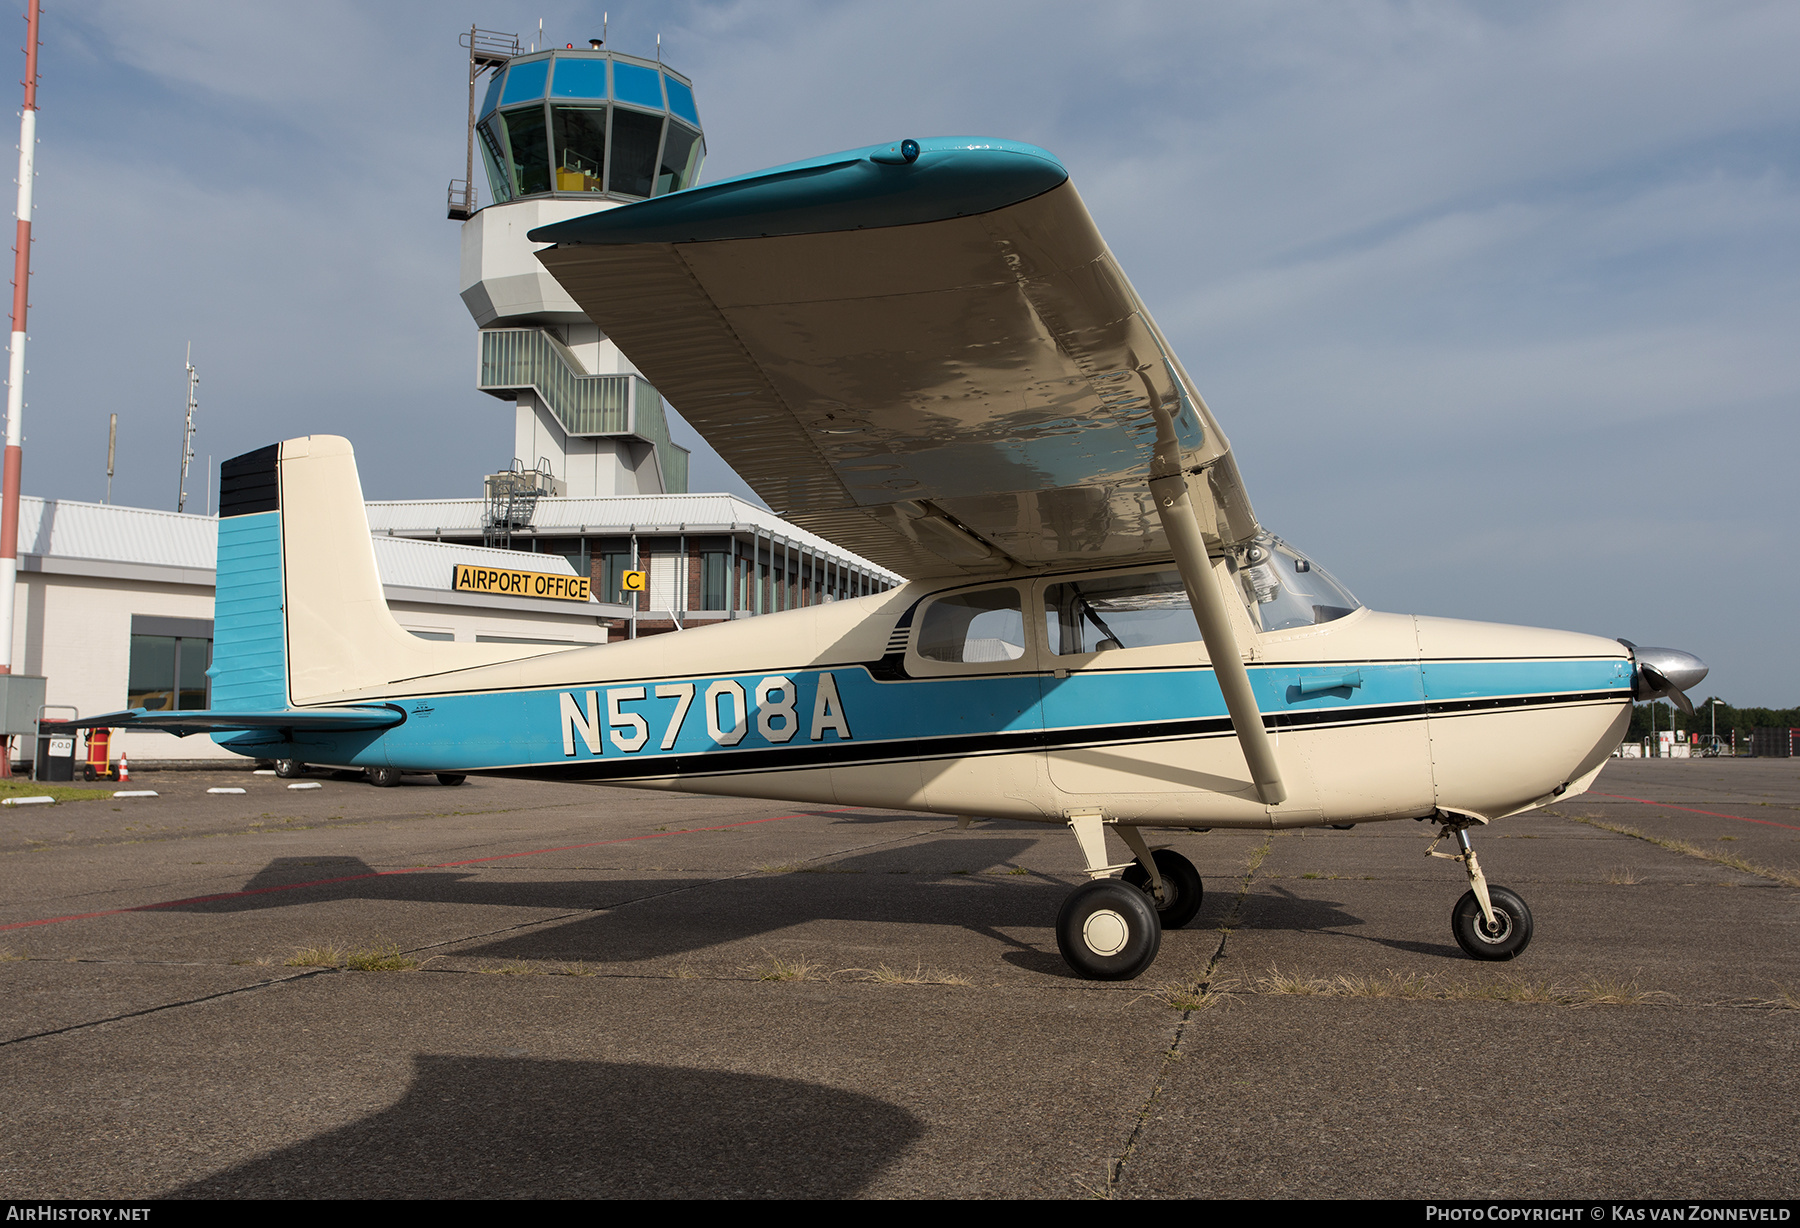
[1233, 533, 1360, 632]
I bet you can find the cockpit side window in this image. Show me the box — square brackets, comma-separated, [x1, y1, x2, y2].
[916, 587, 1026, 664]
[1233, 534, 1361, 632]
[1044, 569, 1201, 655]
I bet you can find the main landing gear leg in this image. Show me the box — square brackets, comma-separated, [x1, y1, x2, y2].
[1427, 813, 1533, 961]
[1055, 812, 1161, 981]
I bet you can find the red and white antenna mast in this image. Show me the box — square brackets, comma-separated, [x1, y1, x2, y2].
[0, 0, 40, 773]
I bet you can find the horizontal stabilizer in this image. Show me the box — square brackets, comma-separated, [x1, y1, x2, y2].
[44, 707, 406, 738]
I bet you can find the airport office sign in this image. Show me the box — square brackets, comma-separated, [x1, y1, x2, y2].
[452, 564, 592, 602]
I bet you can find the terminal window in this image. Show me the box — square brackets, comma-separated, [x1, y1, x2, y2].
[128, 634, 211, 711]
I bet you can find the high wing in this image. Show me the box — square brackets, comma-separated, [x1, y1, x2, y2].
[529, 137, 1262, 580]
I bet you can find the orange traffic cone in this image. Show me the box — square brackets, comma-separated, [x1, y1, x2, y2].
[118, 752, 129, 783]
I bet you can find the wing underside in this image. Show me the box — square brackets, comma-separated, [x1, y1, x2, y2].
[531, 138, 1260, 579]
[47, 707, 406, 738]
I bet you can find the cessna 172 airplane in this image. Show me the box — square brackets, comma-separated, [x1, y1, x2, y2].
[64, 136, 1708, 981]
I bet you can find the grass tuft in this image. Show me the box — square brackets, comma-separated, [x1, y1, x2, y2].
[1332, 970, 1438, 999]
[560, 962, 595, 977]
[866, 962, 973, 987]
[1158, 977, 1235, 1011]
[344, 943, 418, 972]
[285, 944, 345, 968]
[750, 952, 823, 982]
[1604, 865, 1642, 885]
[1242, 965, 1669, 1007]
[1258, 966, 1330, 995]
[476, 962, 545, 976]
[1466, 974, 1561, 1004]
[1574, 976, 1669, 1006]
[0, 947, 24, 963]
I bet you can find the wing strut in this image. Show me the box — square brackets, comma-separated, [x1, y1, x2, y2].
[1149, 473, 1287, 807]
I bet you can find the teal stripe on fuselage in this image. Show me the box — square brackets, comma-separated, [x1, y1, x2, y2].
[1422, 658, 1632, 702]
[208, 655, 1629, 774]
[208, 511, 287, 711]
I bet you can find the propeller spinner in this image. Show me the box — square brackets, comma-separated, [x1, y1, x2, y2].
[1618, 639, 1709, 715]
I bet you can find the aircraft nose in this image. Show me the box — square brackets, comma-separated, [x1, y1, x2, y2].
[1618, 640, 1709, 714]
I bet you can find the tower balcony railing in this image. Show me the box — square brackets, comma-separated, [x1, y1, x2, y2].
[478, 326, 688, 492]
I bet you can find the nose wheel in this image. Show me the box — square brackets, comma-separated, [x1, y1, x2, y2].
[1451, 885, 1533, 960]
[1428, 814, 1534, 961]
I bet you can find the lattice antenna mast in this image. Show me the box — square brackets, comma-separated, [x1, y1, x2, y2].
[177, 344, 198, 513]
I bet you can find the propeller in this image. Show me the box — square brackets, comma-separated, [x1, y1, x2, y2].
[1617, 639, 1708, 716]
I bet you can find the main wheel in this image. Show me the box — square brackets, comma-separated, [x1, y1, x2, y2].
[274, 758, 305, 779]
[367, 766, 403, 788]
[1056, 879, 1162, 981]
[1121, 849, 1204, 929]
[436, 773, 467, 787]
[1451, 885, 1533, 961]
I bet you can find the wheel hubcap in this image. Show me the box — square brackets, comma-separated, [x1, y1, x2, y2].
[1474, 907, 1514, 944]
[1083, 909, 1129, 956]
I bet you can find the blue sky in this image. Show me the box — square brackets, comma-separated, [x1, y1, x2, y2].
[14, 1, 1800, 704]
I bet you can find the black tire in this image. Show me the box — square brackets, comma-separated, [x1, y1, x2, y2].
[436, 773, 467, 787]
[367, 766, 403, 788]
[274, 758, 305, 779]
[1056, 879, 1162, 981]
[1452, 885, 1533, 961]
[83, 766, 95, 782]
[1121, 848, 1204, 929]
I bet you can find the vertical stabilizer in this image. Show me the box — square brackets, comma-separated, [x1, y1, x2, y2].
[209, 436, 559, 710]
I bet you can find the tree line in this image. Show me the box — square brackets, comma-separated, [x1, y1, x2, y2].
[1625, 698, 1799, 746]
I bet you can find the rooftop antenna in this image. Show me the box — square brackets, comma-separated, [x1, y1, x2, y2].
[0, 0, 43, 777]
[656, 32, 662, 62]
[105, 414, 116, 504]
[603, 12, 608, 44]
[177, 343, 198, 513]
[534, 17, 541, 52]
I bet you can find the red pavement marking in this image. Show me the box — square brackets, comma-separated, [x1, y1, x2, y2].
[1, 809, 846, 932]
[1590, 791, 1800, 833]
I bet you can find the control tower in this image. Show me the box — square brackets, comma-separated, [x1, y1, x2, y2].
[450, 30, 700, 500]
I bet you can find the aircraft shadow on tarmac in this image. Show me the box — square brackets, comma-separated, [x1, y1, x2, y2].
[1242, 882, 1463, 960]
[169, 1055, 922, 1199]
[159, 834, 1403, 969]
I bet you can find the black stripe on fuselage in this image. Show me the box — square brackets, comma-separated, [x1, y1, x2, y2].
[478, 689, 1627, 785]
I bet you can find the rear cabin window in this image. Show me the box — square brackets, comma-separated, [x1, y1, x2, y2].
[916, 588, 1025, 664]
[1044, 569, 1201, 655]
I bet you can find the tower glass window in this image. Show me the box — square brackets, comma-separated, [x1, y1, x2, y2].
[550, 107, 607, 193]
[609, 108, 663, 198]
[550, 57, 608, 99]
[658, 123, 703, 195]
[499, 58, 549, 106]
[611, 61, 664, 110]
